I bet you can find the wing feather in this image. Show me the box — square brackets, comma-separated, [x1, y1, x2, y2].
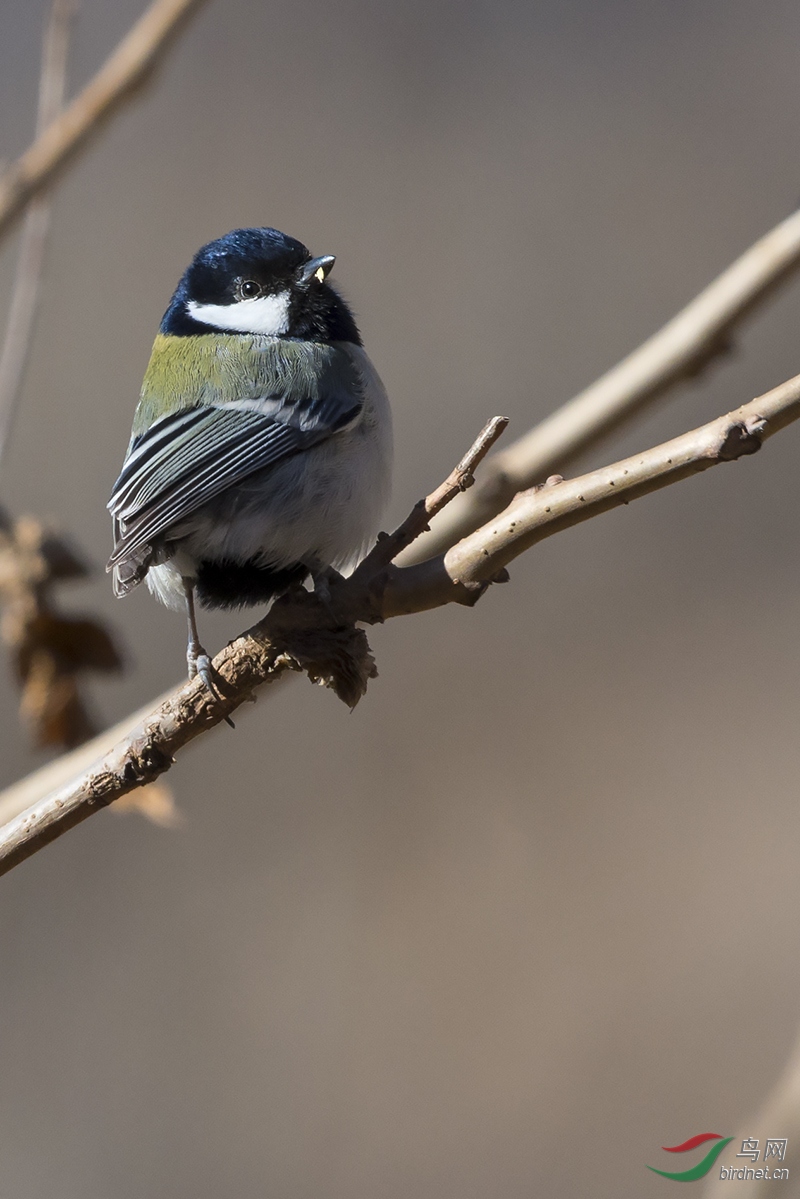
[108, 391, 362, 569]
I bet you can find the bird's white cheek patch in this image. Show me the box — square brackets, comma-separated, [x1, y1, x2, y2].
[187, 292, 291, 335]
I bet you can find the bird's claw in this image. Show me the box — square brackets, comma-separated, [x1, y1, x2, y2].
[195, 653, 221, 698]
[187, 649, 235, 727]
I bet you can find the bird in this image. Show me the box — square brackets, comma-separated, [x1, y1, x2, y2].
[107, 227, 392, 695]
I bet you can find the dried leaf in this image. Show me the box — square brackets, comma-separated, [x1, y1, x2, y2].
[0, 512, 125, 749]
[113, 782, 183, 828]
[18, 651, 94, 748]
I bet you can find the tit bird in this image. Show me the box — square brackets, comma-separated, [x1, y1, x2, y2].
[107, 227, 392, 691]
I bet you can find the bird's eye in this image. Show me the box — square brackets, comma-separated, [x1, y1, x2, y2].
[238, 279, 261, 300]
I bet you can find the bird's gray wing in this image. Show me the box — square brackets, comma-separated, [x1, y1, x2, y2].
[107, 393, 361, 570]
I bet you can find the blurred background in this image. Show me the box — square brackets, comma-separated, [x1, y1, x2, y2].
[1, 1, 800, 1195]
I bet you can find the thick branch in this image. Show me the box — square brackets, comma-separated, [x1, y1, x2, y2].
[1, 373, 799, 877]
[402, 207, 800, 563]
[0, 691, 174, 826]
[0, 0, 205, 241]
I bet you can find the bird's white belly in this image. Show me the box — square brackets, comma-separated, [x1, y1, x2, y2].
[183, 421, 389, 570]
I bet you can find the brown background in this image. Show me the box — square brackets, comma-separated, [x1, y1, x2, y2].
[1, 1, 800, 1195]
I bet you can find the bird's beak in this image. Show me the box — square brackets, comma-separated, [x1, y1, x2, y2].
[300, 255, 336, 284]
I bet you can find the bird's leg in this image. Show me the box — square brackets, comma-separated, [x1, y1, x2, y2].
[183, 579, 226, 704]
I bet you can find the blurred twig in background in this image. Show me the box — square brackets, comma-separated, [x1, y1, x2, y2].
[402, 206, 800, 564]
[0, 2, 124, 752]
[0, 370, 799, 875]
[0, 0, 75, 463]
[0, 0, 206, 244]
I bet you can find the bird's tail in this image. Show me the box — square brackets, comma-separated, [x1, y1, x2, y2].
[108, 546, 152, 597]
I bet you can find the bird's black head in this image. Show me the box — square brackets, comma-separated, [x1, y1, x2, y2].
[161, 227, 361, 345]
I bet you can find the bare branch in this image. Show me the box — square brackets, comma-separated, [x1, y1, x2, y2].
[0, 0, 76, 464]
[402, 207, 800, 564]
[1, 373, 799, 877]
[0, 691, 173, 827]
[352, 414, 509, 575]
[0, 0, 206, 242]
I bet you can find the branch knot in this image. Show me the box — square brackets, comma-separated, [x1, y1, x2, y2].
[718, 417, 766, 461]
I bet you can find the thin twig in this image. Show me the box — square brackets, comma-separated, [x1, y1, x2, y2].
[1, 373, 799, 877]
[0, 0, 76, 465]
[401, 206, 800, 564]
[353, 415, 508, 576]
[0, 0, 206, 242]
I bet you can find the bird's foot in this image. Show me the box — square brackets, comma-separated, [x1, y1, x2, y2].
[187, 646, 235, 727]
